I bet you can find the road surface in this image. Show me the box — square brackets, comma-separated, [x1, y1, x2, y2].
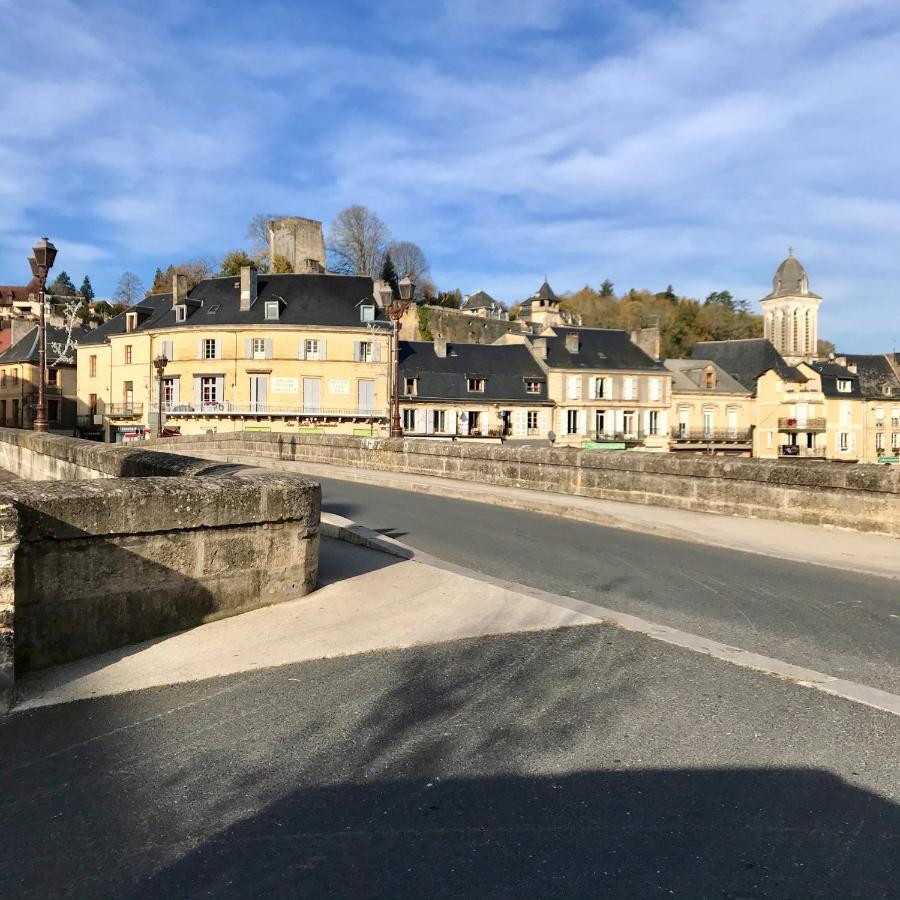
[314, 475, 900, 694]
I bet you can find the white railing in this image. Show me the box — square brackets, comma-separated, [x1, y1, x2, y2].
[151, 402, 387, 418]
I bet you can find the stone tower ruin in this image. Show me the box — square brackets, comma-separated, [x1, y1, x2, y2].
[268, 216, 327, 274]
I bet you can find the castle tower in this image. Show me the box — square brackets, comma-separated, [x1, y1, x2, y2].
[267, 216, 327, 274]
[760, 249, 822, 364]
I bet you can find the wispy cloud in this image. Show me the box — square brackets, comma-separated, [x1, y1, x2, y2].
[0, 0, 898, 350]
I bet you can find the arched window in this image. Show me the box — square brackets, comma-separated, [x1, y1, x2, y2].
[805, 309, 812, 353]
[780, 312, 788, 352]
[792, 309, 799, 352]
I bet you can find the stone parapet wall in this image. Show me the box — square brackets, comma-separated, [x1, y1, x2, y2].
[0, 429, 321, 710]
[148, 431, 900, 538]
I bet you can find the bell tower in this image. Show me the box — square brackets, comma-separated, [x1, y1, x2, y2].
[760, 249, 822, 364]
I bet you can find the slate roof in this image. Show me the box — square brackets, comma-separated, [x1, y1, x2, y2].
[79, 273, 388, 346]
[0, 323, 88, 366]
[809, 360, 864, 398]
[762, 252, 822, 300]
[692, 339, 805, 391]
[526, 327, 666, 372]
[840, 354, 900, 400]
[663, 358, 750, 394]
[462, 290, 501, 311]
[398, 341, 551, 403]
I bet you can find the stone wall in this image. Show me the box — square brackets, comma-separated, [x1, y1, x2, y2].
[148, 431, 900, 538]
[0, 428, 320, 709]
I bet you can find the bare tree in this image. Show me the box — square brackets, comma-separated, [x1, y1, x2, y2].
[327, 205, 390, 277]
[245, 213, 283, 258]
[386, 240, 431, 285]
[112, 271, 144, 307]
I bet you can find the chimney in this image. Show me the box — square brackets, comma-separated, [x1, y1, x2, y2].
[172, 272, 189, 305]
[532, 337, 547, 359]
[240, 266, 258, 311]
[630, 324, 661, 361]
[846, 362, 858, 375]
[565, 332, 579, 354]
[434, 337, 448, 358]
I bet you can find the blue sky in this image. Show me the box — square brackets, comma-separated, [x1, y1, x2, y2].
[1, 0, 899, 352]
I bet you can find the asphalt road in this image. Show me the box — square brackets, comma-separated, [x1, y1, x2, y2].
[314, 475, 900, 694]
[3, 625, 900, 898]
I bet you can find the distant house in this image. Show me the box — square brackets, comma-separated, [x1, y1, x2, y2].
[399, 339, 552, 439]
[460, 290, 508, 321]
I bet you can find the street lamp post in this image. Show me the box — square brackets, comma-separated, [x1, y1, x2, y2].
[381, 275, 415, 438]
[153, 354, 169, 438]
[28, 237, 58, 433]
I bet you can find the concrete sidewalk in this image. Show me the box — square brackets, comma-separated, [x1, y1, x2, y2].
[199, 452, 900, 580]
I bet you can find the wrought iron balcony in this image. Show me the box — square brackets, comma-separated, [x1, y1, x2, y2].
[104, 403, 143, 418]
[152, 401, 388, 419]
[778, 444, 827, 458]
[778, 417, 826, 433]
[670, 427, 752, 443]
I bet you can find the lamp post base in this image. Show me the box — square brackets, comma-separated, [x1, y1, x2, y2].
[33, 418, 49, 433]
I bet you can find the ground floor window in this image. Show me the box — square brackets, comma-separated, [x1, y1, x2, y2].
[839, 432, 849, 451]
[527, 411, 539, 434]
[595, 409, 606, 435]
[623, 410, 636, 437]
[403, 408, 416, 431]
[566, 409, 579, 434]
[432, 409, 446, 433]
[648, 410, 660, 435]
[875, 432, 884, 451]
[89, 394, 98, 415]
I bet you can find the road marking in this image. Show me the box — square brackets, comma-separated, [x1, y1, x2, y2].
[322, 513, 900, 719]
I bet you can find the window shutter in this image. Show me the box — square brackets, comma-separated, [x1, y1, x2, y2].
[264, 339, 273, 360]
[660, 411, 668, 434]
[579, 409, 588, 435]
[193, 377, 201, 406]
[374, 342, 382, 363]
[298, 339, 306, 360]
[448, 409, 458, 434]
[214, 339, 222, 360]
[514, 410, 526, 436]
[606, 378, 614, 400]
[319, 340, 327, 360]
[849, 431, 857, 450]
[588, 376, 597, 398]
[215, 376, 225, 403]
[539, 410, 548, 435]
[644, 410, 652, 434]
[415, 408, 426, 434]
[425, 409, 434, 434]
[352, 341, 360, 362]
[171, 378, 180, 406]
[245, 338, 253, 359]
[197, 339, 203, 360]
[615, 409, 624, 433]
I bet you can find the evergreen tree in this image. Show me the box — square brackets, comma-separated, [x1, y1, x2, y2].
[79, 275, 95, 303]
[150, 267, 167, 293]
[599, 279, 615, 297]
[380, 253, 399, 298]
[48, 270, 78, 297]
[655, 284, 677, 302]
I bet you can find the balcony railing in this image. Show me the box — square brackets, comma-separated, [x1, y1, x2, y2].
[670, 427, 752, 443]
[779, 445, 827, 458]
[105, 403, 143, 418]
[778, 417, 827, 433]
[152, 401, 388, 419]
[589, 430, 647, 443]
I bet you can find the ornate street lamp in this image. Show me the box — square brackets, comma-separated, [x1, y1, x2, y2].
[29, 237, 58, 433]
[382, 275, 415, 438]
[153, 353, 169, 437]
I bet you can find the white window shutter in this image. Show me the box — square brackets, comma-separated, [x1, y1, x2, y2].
[415, 408, 426, 434]
[298, 339, 306, 360]
[197, 339, 203, 360]
[214, 339, 222, 360]
[264, 339, 273, 359]
[539, 410, 548, 435]
[579, 409, 588, 435]
[588, 376, 597, 398]
[660, 411, 668, 434]
[448, 409, 458, 434]
[425, 409, 434, 434]
[615, 409, 624, 433]
[849, 431, 856, 450]
[514, 410, 526, 436]
[374, 342, 382, 363]
[606, 378, 614, 400]
[352, 341, 360, 362]
[244, 338, 252, 359]
[193, 376, 201, 406]
[319, 340, 327, 360]
[215, 376, 224, 402]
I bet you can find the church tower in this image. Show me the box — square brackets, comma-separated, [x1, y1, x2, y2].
[760, 249, 822, 364]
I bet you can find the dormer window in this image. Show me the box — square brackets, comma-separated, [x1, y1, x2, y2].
[525, 380, 542, 394]
[125, 312, 137, 332]
[175, 304, 187, 323]
[837, 379, 852, 393]
[404, 377, 417, 395]
[704, 368, 716, 390]
[467, 377, 485, 393]
[264, 300, 280, 321]
[360, 304, 375, 323]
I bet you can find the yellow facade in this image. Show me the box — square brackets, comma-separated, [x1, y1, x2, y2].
[545, 369, 671, 449]
[78, 324, 391, 441]
[0, 360, 76, 430]
[398, 400, 553, 439]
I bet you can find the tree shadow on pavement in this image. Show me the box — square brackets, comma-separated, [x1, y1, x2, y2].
[2, 624, 899, 898]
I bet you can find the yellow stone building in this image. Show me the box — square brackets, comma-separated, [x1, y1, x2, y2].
[664, 359, 753, 455]
[76, 269, 392, 442]
[839, 354, 900, 463]
[0, 323, 83, 431]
